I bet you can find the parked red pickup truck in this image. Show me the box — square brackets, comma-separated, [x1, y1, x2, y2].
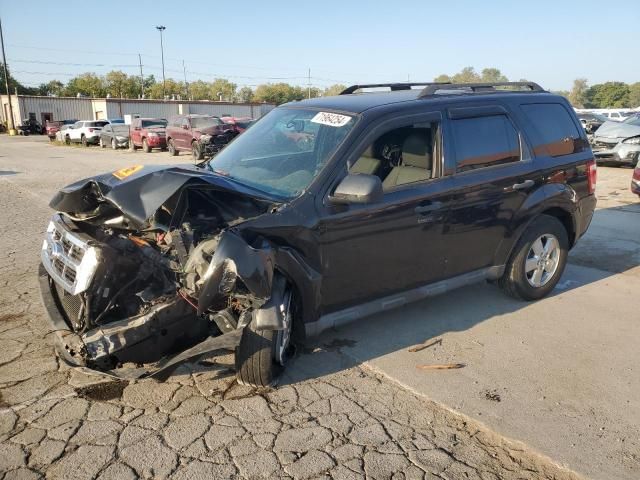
[45, 120, 77, 141]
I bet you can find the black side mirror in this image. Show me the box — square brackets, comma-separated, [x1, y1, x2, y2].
[328, 174, 383, 205]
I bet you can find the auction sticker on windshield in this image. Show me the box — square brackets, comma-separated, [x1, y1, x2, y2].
[113, 165, 143, 180]
[311, 112, 352, 127]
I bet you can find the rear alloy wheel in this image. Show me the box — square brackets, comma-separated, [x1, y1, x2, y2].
[498, 215, 568, 301]
[81, 135, 88, 147]
[192, 142, 204, 161]
[236, 287, 295, 387]
[142, 138, 151, 153]
[168, 139, 178, 156]
[111, 138, 117, 150]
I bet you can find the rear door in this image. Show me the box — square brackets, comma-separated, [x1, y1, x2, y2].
[442, 105, 538, 277]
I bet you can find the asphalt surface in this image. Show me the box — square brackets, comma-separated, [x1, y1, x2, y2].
[0, 134, 634, 479]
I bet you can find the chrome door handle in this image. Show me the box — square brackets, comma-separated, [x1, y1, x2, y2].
[512, 179, 535, 191]
[415, 202, 443, 214]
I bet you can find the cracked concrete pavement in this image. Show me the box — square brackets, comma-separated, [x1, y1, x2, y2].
[0, 135, 590, 479]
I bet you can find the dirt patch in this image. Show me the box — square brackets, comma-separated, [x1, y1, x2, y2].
[75, 380, 127, 401]
[483, 389, 502, 402]
[0, 313, 25, 322]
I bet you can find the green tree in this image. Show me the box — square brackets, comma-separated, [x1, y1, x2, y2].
[104, 71, 139, 98]
[35, 80, 65, 96]
[65, 73, 106, 97]
[253, 83, 306, 104]
[568, 78, 588, 108]
[236, 86, 254, 103]
[585, 82, 630, 108]
[209, 78, 237, 102]
[452, 67, 481, 83]
[433, 74, 452, 83]
[322, 84, 346, 97]
[480, 68, 508, 83]
[627, 82, 640, 108]
[187, 80, 212, 100]
[146, 78, 185, 99]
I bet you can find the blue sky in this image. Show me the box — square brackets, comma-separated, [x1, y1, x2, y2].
[1, 0, 638, 91]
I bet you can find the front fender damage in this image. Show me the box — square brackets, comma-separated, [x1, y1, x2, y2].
[197, 231, 287, 331]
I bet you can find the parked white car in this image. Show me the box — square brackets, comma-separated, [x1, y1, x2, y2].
[67, 120, 109, 146]
[55, 124, 75, 144]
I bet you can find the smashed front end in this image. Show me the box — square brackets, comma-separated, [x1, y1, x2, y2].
[38, 165, 281, 379]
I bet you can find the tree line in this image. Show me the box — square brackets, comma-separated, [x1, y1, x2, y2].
[2, 64, 638, 108]
[0, 64, 346, 104]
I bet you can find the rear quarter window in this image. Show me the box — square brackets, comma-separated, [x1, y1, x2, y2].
[451, 115, 520, 173]
[521, 103, 585, 157]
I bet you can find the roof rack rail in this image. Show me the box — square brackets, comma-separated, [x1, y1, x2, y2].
[418, 81, 545, 98]
[340, 82, 448, 95]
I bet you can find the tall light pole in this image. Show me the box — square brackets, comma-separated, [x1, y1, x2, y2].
[156, 26, 166, 99]
[0, 17, 16, 135]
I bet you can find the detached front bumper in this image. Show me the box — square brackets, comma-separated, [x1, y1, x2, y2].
[38, 263, 242, 380]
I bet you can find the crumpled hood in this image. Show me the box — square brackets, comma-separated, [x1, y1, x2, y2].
[594, 121, 640, 139]
[49, 164, 274, 228]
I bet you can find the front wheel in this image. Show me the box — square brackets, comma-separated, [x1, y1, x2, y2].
[236, 287, 295, 387]
[111, 138, 117, 150]
[142, 138, 151, 153]
[81, 135, 88, 147]
[498, 215, 569, 301]
[99, 137, 105, 148]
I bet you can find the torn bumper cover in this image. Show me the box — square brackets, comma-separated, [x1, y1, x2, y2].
[39, 264, 242, 379]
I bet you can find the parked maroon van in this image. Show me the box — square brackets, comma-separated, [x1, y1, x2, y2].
[165, 114, 234, 160]
[129, 118, 168, 152]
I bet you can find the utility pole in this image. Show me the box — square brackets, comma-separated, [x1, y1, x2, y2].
[182, 60, 188, 100]
[0, 17, 16, 135]
[138, 54, 144, 98]
[156, 26, 166, 99]
[307, 68, 311, 99]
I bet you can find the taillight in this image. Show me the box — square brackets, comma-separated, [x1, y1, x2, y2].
[88, 128, 94, 132]
[633, 167, 640, 181]
[586, 159, 597, 194]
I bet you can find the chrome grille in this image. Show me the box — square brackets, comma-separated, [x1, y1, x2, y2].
[41, 215, 99, 295]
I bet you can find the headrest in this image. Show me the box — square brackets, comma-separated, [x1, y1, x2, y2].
[402, 133, 431, 169]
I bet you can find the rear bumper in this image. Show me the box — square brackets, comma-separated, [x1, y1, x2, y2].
[38, 263, 242, 380]
[632, 178, 640, 195]
[575, 194, 597, 243]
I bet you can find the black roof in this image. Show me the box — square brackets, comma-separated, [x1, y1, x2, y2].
[287, 89, 555, 115]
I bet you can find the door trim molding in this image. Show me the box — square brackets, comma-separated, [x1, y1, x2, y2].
[305, 265, 505, 338]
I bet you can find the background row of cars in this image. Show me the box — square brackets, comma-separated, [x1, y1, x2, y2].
[46, 115, 255, 159]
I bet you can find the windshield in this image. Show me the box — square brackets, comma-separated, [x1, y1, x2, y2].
[208, 108, 356, 199]
[142, 119, 167, 128]
[191, 116, 222, 129]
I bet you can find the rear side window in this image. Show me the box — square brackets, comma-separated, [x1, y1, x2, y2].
[89, 121, 108, 128]
[451, 115, 520, 173]
[521, 103, 583, 157]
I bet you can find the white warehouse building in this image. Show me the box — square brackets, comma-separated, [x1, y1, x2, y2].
[0, 95, 276, 127]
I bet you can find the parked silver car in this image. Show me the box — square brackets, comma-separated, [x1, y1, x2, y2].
[591, 116, 640, 165]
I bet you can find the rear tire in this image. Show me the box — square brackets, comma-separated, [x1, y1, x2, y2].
[142, 138, 151, 153]
[168, 139, 178, 156]
[65, 135, 70, 145]
[498, 215, 569, 301]
[81, 135, 87, 147]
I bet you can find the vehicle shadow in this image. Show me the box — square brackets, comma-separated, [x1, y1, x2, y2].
[281, 205, 640, 385]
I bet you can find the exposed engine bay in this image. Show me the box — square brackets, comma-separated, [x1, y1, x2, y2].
[39, 165, 286, 378]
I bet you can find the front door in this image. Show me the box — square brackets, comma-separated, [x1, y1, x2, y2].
[316, 113, 453, 314]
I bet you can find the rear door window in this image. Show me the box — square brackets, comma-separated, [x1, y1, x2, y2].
[451, 115, 520, 173]
[521, 103, 584, 157]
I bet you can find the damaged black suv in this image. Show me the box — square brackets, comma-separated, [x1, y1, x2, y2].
[39, 82, 597, 387]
